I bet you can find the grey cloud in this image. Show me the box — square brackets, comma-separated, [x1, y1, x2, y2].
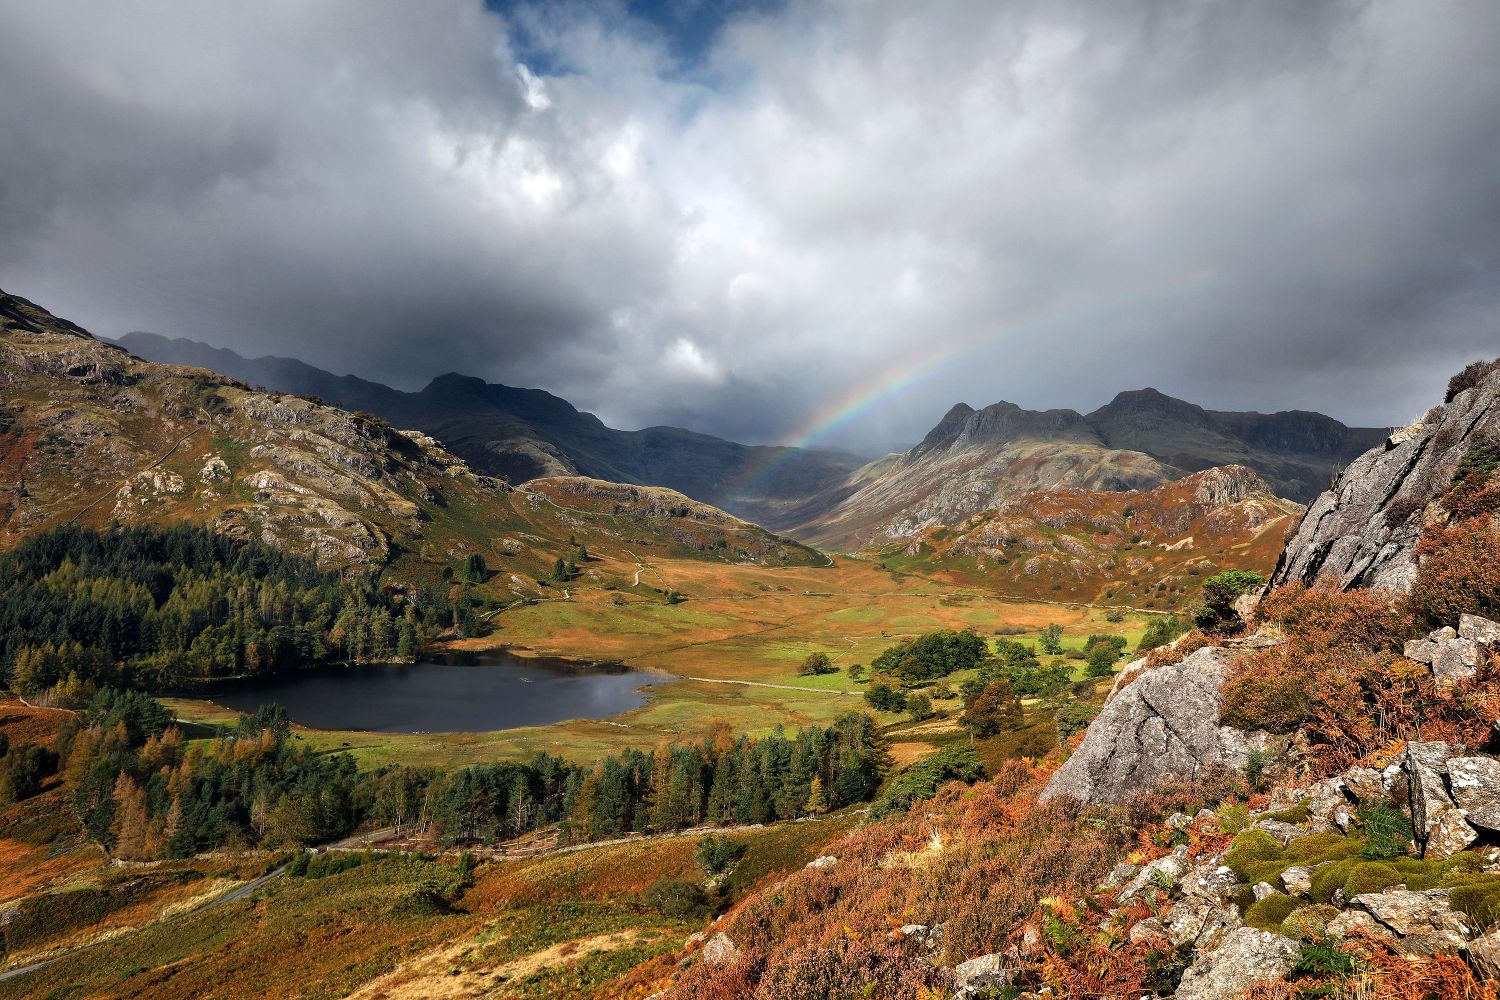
[1, 0, 1497, 451]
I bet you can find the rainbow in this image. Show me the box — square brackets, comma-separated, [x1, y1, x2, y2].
[727, 342, 969, 501]
[728, 265, 1224, 501]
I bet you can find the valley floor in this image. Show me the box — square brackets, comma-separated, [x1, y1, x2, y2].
[165, 553, 1143, 768]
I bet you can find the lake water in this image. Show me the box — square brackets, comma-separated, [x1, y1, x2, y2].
[206, 651, 665, 733]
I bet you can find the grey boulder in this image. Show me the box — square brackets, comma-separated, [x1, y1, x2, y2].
[1042, 646, 1263, 805]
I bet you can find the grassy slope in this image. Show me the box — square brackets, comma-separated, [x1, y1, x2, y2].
[0, 689, 860, 1000]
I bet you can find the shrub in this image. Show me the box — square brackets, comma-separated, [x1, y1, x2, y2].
[871, 628, 988, 683]
[1085, 644, 1118, 678]
[696, 834, 747, 876]
[864, 682, 906, 713]
[753, 936, 954, 998]
[1446, 357, 1500, 402]
[960, 680, 1023, 738]
[1142, 630, 1210, 670]
[644, 879, 710, 919]
[1219, 648, 1315, 732]
[1054, 701, 1098, 741]
[1137, 614, 1189, 653]
[1408, 522, 1500, 627]
[1454, 435, 1500, 483]
[869, 745, 985, 819]
[1194, 570, 1263, 634]
[0, 743, 57, 806]
[798, 652, 836, 676]
[906, 692, 935, 722]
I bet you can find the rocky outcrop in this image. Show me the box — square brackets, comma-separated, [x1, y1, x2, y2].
[1041, 646, 1267, 804]
[701, 932, 740, 967]
[1269, 363, 1500, 592]
[949, 953, 1017, 999]
[872, 465, 1300, 607]
[1174, 928, 1301, 1000]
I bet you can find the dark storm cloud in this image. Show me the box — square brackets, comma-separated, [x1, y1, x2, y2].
[1, 0, 1498, 450]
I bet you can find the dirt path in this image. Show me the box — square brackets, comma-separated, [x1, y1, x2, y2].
[66, 426, 203, 525]
[677, 675, 860, 696]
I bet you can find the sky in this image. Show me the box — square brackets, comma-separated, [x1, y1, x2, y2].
[2, 1, 1499, 454]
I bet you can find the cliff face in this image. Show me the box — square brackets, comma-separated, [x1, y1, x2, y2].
[1269, 365, 1500, 593]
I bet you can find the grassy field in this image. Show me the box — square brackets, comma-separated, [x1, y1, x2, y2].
[166, 553, 1151, 768]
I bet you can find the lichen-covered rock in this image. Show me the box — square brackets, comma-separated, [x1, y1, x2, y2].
[950, 952, 1017, 998]
[1161, 894, 1243, 950]
[1268, 366, 1500, 593]
[1352, 887, 1476, 956]
[1448, 756, 1500, 831]
[1404, 741, 1458, 852]
[1426, 808, 1479, 860]
[1174, 928, 1300, 1000]
[1281, 866, 1314, 897]
[1340, 766, 1387, 806]
[1466, 926, 1500, 978]
[1459, 613, 1500, 646]
[1102, 862, 1141, 890]
[1404, 625, 1485, 684]
[702, 932, 740, 967]
[1118, 847, 1190, 902]
[1042, 646, 1265, 804]
[1328, 908, 1397, 945]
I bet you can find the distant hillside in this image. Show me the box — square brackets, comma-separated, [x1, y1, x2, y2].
[875, 465, 1300, 609]
[114, 332, 865, 530]
[0, 291, 823, 583]
[794, 390, 1382, 549]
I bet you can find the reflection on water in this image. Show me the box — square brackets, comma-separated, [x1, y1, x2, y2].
[206, 651, 664, 733]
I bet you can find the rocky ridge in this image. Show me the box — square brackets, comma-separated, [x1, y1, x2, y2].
[793, 390, 1381, 550]
[1269, 362, 1500, 592]
[877, 465, 1299, 608]
[0, 289, 820, 575]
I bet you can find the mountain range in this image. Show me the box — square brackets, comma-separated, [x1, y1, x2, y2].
[0, 291, 820, 585]
[789, 391, 1384, 549]
[116, 334, 1384, 551]
[114, 332, 866, 531]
